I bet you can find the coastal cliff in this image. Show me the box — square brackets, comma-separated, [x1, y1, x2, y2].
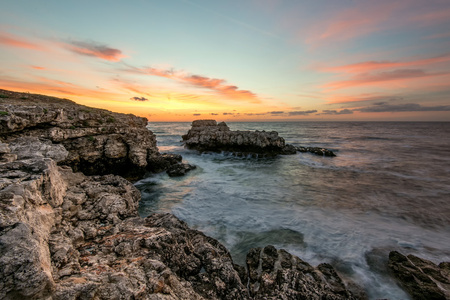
[0, 89, 187, 180]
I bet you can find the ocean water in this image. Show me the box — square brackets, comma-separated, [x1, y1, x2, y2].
[135, 122, 450, 300]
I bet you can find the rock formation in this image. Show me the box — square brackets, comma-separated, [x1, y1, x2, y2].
[182, 120, 295, 156]
[0, 89, 191, 180]
[0, 136, 361, 299]
[182, 120, 336, 157]
[388, 251, 450, 300]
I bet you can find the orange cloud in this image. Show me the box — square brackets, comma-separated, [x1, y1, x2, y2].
[325, 69, 449, 90]
[321, 53, 450, 74]
[31, 65, 46, 70]
[64, 40, 126, 62]
[0, 32, 43, 50]
[127, 66, 261, 103]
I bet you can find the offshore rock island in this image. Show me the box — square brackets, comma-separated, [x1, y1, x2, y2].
[182, 120, 336, 157]
[0, 89, 449, 299]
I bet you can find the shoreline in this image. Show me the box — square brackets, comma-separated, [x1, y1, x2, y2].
[1, 89, 448, 299]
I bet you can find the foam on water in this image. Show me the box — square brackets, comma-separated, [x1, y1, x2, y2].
[136, 121, 450, 300]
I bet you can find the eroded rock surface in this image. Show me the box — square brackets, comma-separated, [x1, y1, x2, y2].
[0, 137, 361, 299]
[0, 89, 190, 179]
[182, 120, 293, 156]
[388, 251, 450, 300]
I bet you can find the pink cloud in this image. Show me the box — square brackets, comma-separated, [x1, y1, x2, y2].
[0, 32, 43, 50]
[321, 53, 450, 74]
[325, 69, 449, 90]
[304, 2, 400, 47]
[64, 40, 126, 62]
[31, 65, 46, 70]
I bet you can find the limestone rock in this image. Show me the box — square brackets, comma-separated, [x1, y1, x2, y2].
[388, 251, 449, 300]
[0, 89, 188, 179]
[166, 163, 197, 177]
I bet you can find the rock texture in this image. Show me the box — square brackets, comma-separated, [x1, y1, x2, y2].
[182, 120, 293, 156]
[0, 136, 361, 299]
[182, 120, 336, 157]
[388, 251, 450, 300]
[0, 89, 191, 179]
[246, 245, 360, 299]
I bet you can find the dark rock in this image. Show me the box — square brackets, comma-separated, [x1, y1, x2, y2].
[166, 163, 196, 177]
[388, 251, 449, 300]
[297, 146, 336, 157]
[246, 245, 362, 299]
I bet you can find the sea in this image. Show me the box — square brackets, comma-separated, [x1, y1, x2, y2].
[135, 122, 450, 300]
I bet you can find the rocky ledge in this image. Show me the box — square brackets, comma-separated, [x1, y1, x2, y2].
[182, 120, 336, 157]
[0, 89, 192, 180]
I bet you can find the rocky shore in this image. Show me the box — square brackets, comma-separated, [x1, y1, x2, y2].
[1, 90, 448, 299]
[182, 120, 336, 157]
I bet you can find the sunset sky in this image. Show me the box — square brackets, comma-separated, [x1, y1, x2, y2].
[1, 0, 450, 121]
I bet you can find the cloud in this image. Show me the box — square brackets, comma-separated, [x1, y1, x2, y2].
[319, 109, 353, 115]
[130, 96, 148, 101]
[269, 111, 284, 114]
[125, 65, 260, 103]
[64, 40, 126, 62]
[356, 103, 450, 113]
[325, 69, 449, 90]
[0, 32, 43, 50]
[326, 93, 403, 105]
[210, 113, 219, 116]
[193, 113, 201, 116]
[223, 112, 235, 115]
[321, 53, 450, 74]
[288, 110, 318, 116]
[31, 65, 46, 70]
[304, 2, 400, 47]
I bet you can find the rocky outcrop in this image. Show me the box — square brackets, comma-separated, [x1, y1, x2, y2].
[388, 251, 450, 300]
[0, 136, 361, 299]
[0, 89, 191, 179]
[182, 120, 336, 157]
[182, 120, 295, 156]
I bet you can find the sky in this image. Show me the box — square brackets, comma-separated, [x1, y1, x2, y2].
[1, 0, 450, 121]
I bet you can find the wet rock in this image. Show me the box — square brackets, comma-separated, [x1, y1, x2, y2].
[166, 163, 196, 177]
[388, 251, 449, 300]
[297, 146, 336, 157]
[246, 245, 362, 299]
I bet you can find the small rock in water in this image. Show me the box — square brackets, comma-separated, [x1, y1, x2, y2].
[166, 163, 196, 177]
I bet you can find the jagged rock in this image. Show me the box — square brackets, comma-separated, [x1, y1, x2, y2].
[297, 146, 336, 157]
[246, 245, 361, 299]
[388, 251, 449, 300]
[182, 120, 293, 156]
[0, 89, 186, 179]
